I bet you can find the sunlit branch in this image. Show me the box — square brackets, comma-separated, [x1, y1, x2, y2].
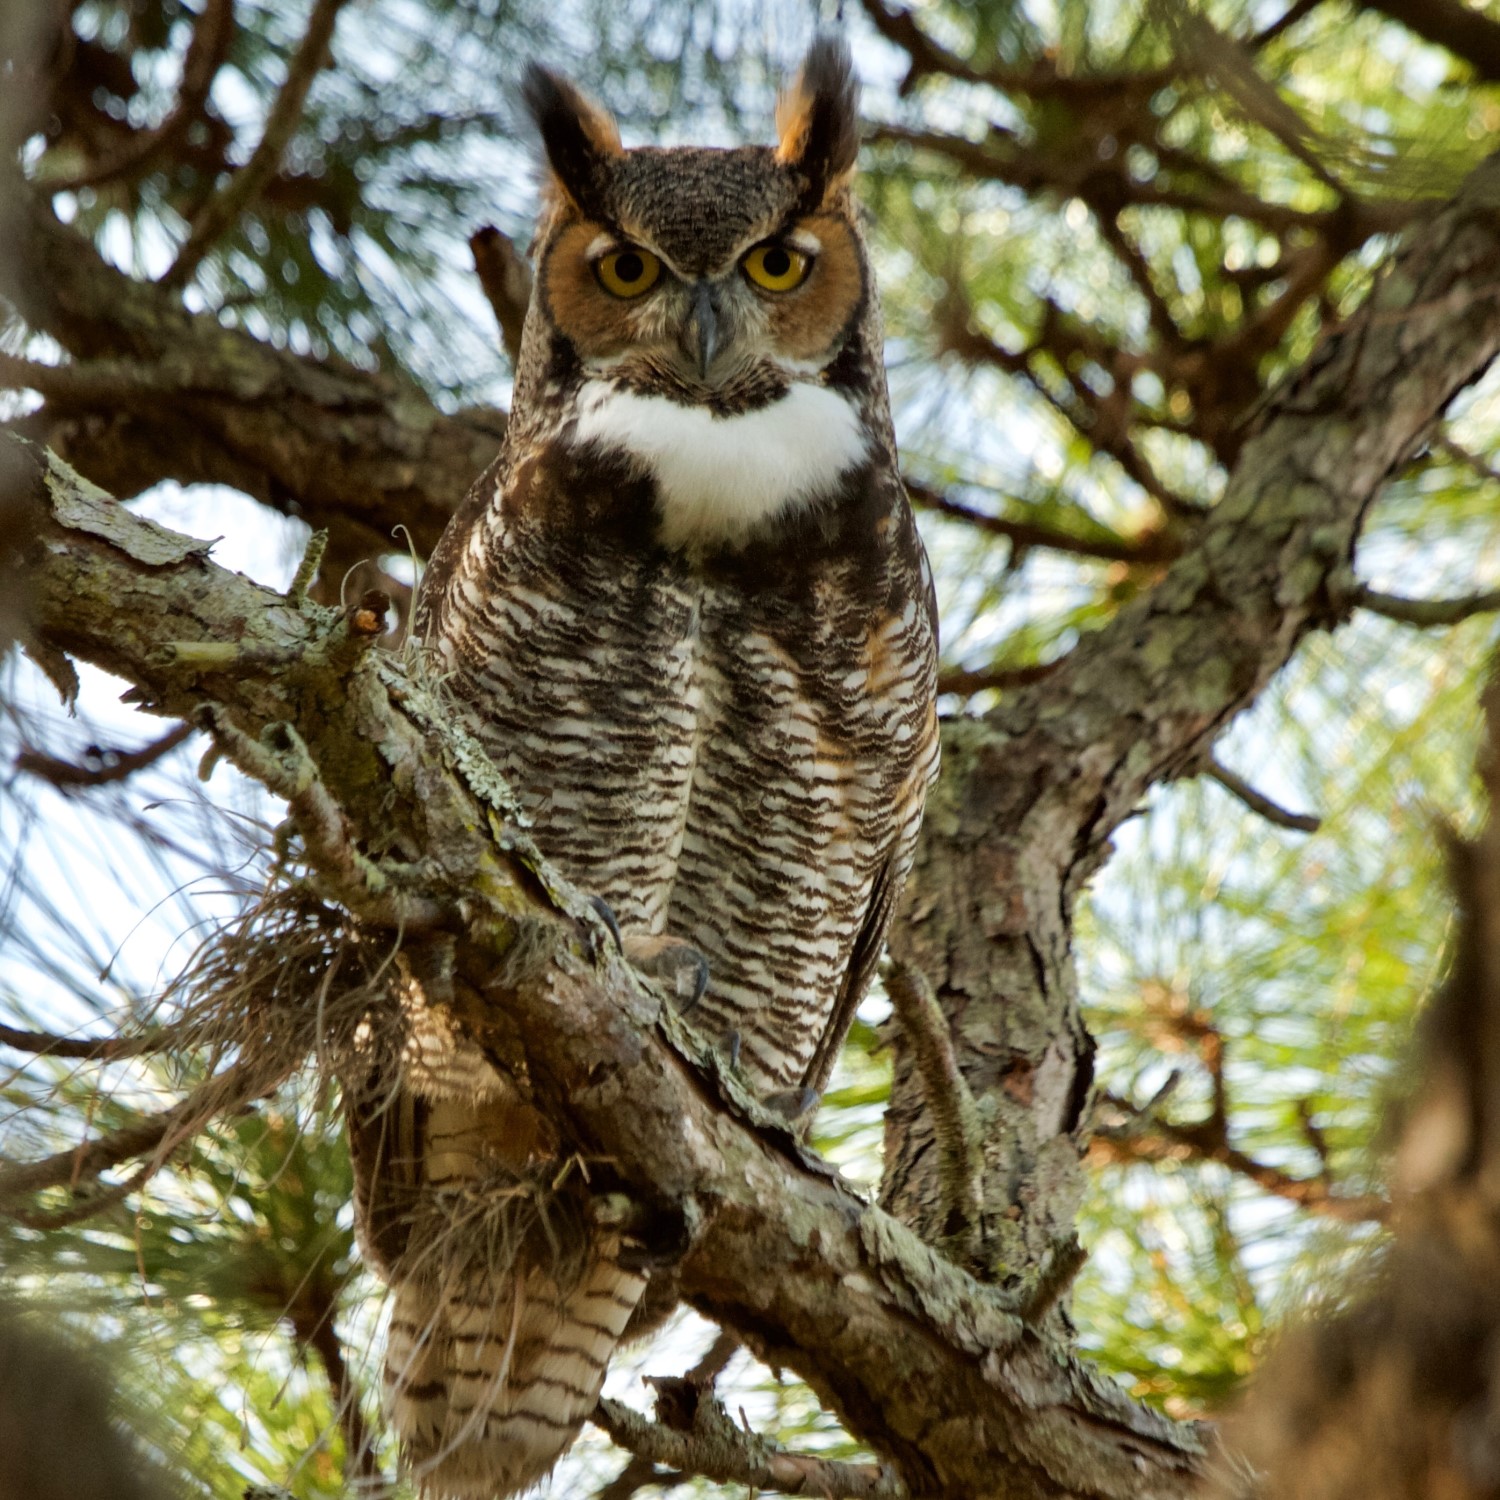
[162, 0, 353, 289]
[593, 1394, 906, 1500]
[885, 961, 985, 1265]
[905, 478, 1182, 565]
[14, 722, 193, 791]
[1092, 1093, 1388, 1224]
[1205, 755, 1322, 834]
[1353, 583, 1500, 628]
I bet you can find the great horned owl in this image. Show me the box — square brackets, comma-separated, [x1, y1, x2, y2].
[350, 38, 939, 1498]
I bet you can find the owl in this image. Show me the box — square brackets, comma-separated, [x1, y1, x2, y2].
[348, 37, 939, 1498]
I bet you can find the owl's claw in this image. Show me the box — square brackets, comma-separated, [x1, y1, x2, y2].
[721, 1029, 742, 1072]
[623, 933, 709, 1014]
[763, 1086, 821, 1125]
[588, 895, 624, 953]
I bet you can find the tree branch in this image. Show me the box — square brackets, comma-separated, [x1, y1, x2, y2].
[162, 0, 352, 288]
[0, 1021, 189, 1061]
[2, 197, 506, 559]
[1353, 583, 1500, 628]
[1091, 1094, 1388, 1225]
[905, 479, 1183, 565]
[593, 1395, 906, 1500]
[882, 148, 1500, 1327]
[1204, 754, 1322, 833]
[13, 722, 193, 790]
[1358, 0, 1500, 82]
[885, 961, 985, 1265]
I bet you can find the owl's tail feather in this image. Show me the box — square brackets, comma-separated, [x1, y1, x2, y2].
[387, 1251, 648, 1500]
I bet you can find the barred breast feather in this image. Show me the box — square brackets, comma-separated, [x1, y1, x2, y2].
[368, 391, 937, 1496]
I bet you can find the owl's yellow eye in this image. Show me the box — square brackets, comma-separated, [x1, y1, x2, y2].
[595, 247, 661, 298]
[741, 243, 811, 293]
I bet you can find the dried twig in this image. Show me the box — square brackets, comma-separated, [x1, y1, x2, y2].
[14, 722, 193, 791]
[1205, 754, 1322, 833]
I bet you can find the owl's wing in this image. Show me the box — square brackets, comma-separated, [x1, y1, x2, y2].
[411, 451, 508, 642]
[801, 851, 903, 1093]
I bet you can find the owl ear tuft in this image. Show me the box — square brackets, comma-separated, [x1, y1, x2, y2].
[775, 35, 860, 199]
[521, 65, 622, 216]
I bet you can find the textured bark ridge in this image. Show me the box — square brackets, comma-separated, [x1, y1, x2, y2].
[8, 152, 1500, 1500]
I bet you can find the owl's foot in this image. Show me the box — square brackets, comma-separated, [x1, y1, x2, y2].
[589, 894, 624, 951]
[763, 1086, 821, 1126]
[717, 1029, 820, 1127]
[622, 933, 710, 1014]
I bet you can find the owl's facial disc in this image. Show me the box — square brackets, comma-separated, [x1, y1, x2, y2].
[543, 216, 863, 401]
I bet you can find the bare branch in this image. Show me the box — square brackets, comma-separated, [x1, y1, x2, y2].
[594, 1394, 906, 1500]
[162, 0, 352, 288]
[1353, 583, 1500, 628]
[905, 478, 1183, 565]
[860, 0, 1175, 101]
[0, 1022, 189, 1062]
[1359, 0, 1500, 82]
[1092, 1093, 1388, 1225]
[470, 226, 533, 368]
[937, 661, 1063, 697]
[0, 1055, 273, 1215]
[13, 722, 193, 791]
[1205, 755, 1322, 833]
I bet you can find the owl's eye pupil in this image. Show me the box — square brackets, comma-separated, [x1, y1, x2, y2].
[614, 252, 645, 284]
[761, 247, 792, 279]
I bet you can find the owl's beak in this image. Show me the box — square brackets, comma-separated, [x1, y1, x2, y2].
[685, 281, 721, 380]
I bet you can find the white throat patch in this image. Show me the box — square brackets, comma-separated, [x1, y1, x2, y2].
[572, 380, 869, 550]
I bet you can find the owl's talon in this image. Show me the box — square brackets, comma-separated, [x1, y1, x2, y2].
[623, 933, 710, 1014]
[588, 895, 624, 953]
[721, 1029, 742, 1072]
[763, 1086, 821, 1125]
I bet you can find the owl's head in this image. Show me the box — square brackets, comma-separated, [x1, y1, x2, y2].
[518, 39, 874, 413]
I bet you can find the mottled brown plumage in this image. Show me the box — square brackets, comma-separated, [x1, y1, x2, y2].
[351, 37, 939, 1497]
